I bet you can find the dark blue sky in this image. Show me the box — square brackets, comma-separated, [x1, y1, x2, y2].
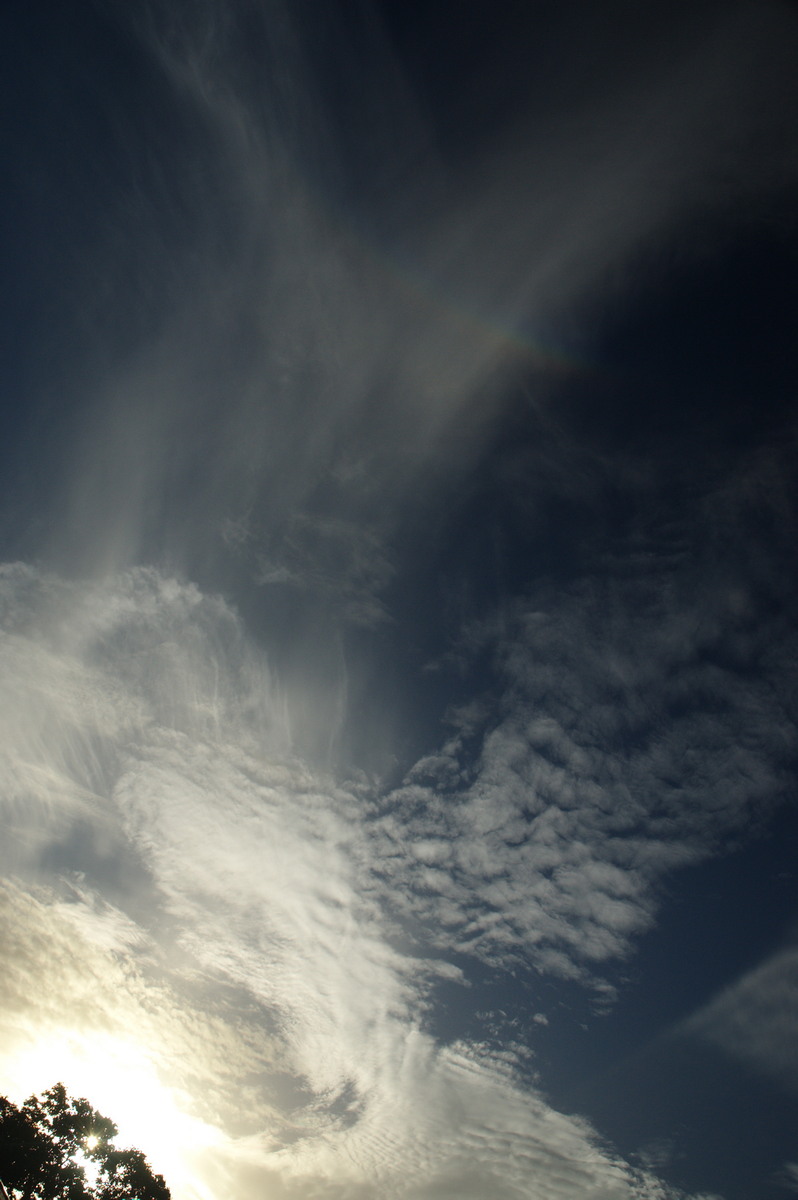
[1, 3, 797, 1198]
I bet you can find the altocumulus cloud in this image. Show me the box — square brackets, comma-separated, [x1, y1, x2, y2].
[0, 563, 715, 1200]
[376, 563, 797, 999]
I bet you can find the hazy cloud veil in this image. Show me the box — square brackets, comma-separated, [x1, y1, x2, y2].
[1, 2, 797, 1199]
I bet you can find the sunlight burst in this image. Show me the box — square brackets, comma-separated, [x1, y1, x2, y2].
[4, 1030, 223, 1200]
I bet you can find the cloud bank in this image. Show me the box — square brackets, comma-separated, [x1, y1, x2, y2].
[0, 563, 740, 1199]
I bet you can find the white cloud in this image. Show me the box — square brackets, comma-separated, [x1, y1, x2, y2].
[37, 0, 798, 607]
[0, 565, 703, 1200]
[0, 878, 262, 1200]
[3, 2, 798, 1198]
[373, 573, 796, 992]
[775, 1162, 798, 1193]
[681, 945, 798, 1094]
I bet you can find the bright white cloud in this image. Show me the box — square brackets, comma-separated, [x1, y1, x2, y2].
[0, 878, 255, 1200]
[0, 565, 707, 1200]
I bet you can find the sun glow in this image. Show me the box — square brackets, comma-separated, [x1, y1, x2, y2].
[3, 1029, 223, 1200]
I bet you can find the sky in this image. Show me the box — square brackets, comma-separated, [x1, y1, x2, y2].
[1, 1, 797, 1198]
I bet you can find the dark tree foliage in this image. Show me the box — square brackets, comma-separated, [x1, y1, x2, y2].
[0, 1086, 170, 1200]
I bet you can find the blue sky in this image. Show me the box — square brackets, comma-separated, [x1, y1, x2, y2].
[1, 2, 797, 1198]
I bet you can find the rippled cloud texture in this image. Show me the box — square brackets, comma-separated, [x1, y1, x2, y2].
[2, 2, 797, 1198]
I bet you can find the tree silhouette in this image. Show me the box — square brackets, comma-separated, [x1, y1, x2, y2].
[0, 1085, 169, 1200]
